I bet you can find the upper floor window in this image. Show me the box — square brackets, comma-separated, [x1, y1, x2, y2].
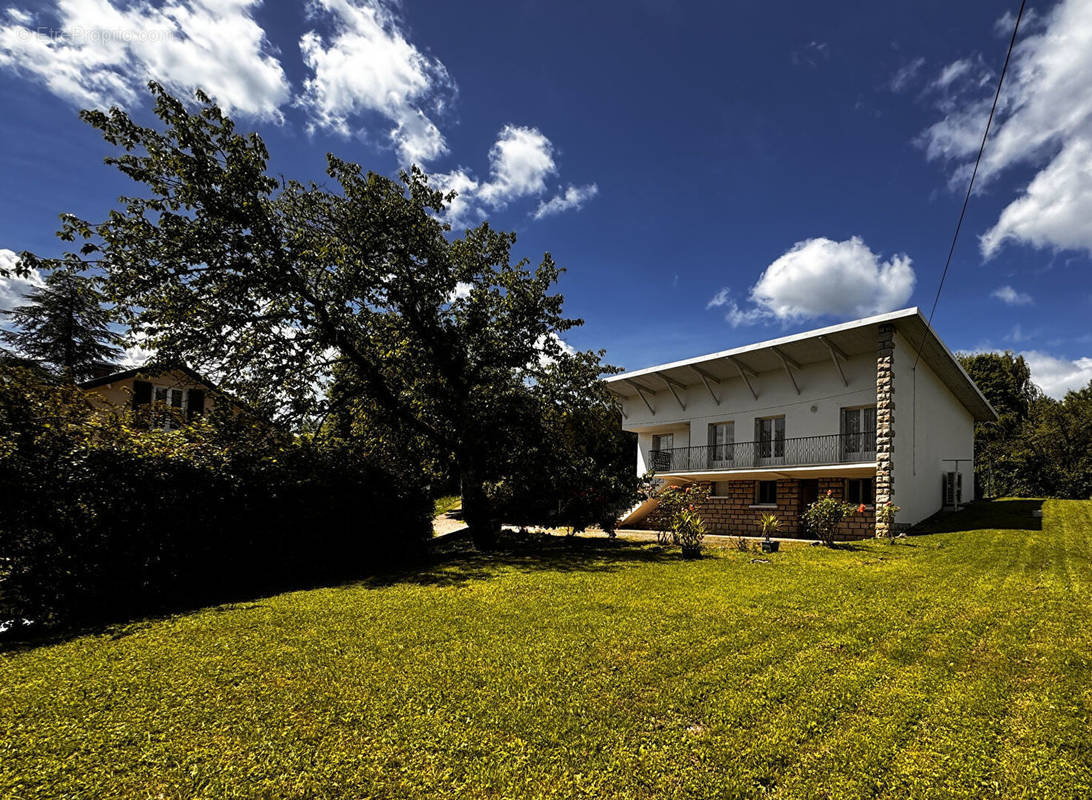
[755, 416, 785, 459]
[651, 433, 673, 451]
[841, 406, 877, 458]
[707, 421, 734, 464]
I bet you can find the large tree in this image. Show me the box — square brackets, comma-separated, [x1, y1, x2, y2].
[0, 264, 121, 380]
[11, 83, 611, 546]
[957, 351, 1041, 498]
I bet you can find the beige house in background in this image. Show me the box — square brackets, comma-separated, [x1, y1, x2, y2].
[78, 364, 234, 429]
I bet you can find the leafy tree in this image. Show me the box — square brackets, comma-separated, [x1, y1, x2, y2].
[483, 348, 641, 535]
[0, 265, 121, 380]
[957, 351, 1040, 498]
[12, 83, 603, 547]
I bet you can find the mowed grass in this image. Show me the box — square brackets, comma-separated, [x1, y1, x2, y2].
[2, 500, 1091, 799]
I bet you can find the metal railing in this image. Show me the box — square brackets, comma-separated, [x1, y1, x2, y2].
[648, 431, 876, 473]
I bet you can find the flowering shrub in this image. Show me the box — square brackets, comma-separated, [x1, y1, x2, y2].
[652, 483, 710, 555]
[801, 489, 859, 546]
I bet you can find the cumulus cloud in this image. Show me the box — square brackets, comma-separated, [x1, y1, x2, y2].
[917, 0, 1092, 256]
[477, 126, 556, 207]
[991, 285, 1033, 306]
[298, 0, 454, 164]
[0, 248, 43, 314]
[709, 236, 915, 326]
[0, 0, 290, 119]
[533, 183, 598, 220]
[434, 125, 594, 227]
[1022, 350, 1092, 399]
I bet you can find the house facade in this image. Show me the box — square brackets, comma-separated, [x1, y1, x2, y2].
[606, 308, 996, 539]
[79, 365, 231, 430]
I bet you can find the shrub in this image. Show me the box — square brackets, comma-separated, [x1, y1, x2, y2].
[649, 483, 710, 556]
[0, 367, 432, 633]
[801, 490, 860, 546]
[760, 513, 780, 541]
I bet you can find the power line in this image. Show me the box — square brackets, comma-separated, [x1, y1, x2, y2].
[913, 0, 1028, 369]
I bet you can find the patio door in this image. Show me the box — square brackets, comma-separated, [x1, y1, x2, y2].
[707, 422, 734, 469]
[841, 406, 877, 461]
[755, 416, 785, 466]
[651, 433, 674, 471]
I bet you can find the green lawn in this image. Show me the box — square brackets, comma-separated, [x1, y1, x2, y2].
[433, 493, 462, 517]
[3, 499, 1091, 799]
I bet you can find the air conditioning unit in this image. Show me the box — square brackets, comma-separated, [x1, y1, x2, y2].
[942, 471, 962, 508]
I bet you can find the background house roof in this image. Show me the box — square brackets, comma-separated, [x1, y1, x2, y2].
[605, 307, 997, 423]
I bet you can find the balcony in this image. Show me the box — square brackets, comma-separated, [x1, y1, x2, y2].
[648, 431, 877, 474]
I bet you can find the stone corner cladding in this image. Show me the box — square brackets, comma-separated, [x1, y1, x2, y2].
[874, 322, 895, 539]
[688, 479, 874, 541]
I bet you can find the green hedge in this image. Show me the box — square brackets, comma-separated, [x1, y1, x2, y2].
[0, 367, 432, 632]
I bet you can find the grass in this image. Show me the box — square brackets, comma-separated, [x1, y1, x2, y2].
[2, 499, 1091, 798]
[433, 493, 462, 517]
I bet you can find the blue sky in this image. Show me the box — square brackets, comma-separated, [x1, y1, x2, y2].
[1, 0, 1091, 397]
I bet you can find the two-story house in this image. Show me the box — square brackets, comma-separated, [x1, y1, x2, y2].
[606, 308, 996, 539]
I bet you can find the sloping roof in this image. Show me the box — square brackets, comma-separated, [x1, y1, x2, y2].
[605, 307, 997, 422]
[78, 363, 219, 391]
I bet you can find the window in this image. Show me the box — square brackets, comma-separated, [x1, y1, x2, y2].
[707, 421, 734, 465]
[650, 433, 674, 471]
[755, 480, 778, 505]
[651, 433, 673, 451]
[153, 386, 187, 431]
[847, 478, 874, 505]
[841, 406, 877, 458]
[755, 416, 785, 460]
[712, 481, 733, 497]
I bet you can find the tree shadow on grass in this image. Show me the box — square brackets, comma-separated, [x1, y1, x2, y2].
[909, 498, 1045, 536]
[1, 532, 673, 652]
[362, 530, 676, 589]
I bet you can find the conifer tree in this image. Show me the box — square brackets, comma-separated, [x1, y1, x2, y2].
[1, 266, 121, 380]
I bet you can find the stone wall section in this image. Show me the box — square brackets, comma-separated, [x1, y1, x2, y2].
[874, 322, 895, 538]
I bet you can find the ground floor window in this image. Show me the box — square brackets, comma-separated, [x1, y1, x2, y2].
[846, 477, 874, 505]
[755, 480, 778, 505]
[712, 481, 733, 497]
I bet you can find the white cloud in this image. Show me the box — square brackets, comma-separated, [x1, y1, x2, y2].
[532, 331, 575, 368]
[433, 125, 593, 226]
[0, 248, 44, 314]
[711, 236, 915, 326]
[705, 287, 766, 327]
[0, 0, 290, 119]
[889, 56, 925, 92]
[918, 0, 1092, 257]
[298, 0, 454, 164]
[991, 284, 1033, 305]
[477, 125, 556, 207]
[1022, 350, 1092, 399]
[533, 183, 598, 220]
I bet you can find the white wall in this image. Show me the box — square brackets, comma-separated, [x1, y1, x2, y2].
[624, 352, 878, 470]
[892, 332, 976, 525]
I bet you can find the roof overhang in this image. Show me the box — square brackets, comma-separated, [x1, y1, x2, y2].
[605, 307, 997, 423]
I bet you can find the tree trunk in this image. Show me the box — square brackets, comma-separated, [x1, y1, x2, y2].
[460, 461, 499, 550]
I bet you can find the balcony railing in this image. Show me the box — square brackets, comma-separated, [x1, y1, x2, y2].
[648, 431, 877, 473]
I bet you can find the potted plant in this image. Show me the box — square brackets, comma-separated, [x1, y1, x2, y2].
[672, 506, 706, 559]
[760, 513, 780, 553]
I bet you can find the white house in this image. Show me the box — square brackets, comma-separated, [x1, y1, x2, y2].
[605, 308, 996, 539]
